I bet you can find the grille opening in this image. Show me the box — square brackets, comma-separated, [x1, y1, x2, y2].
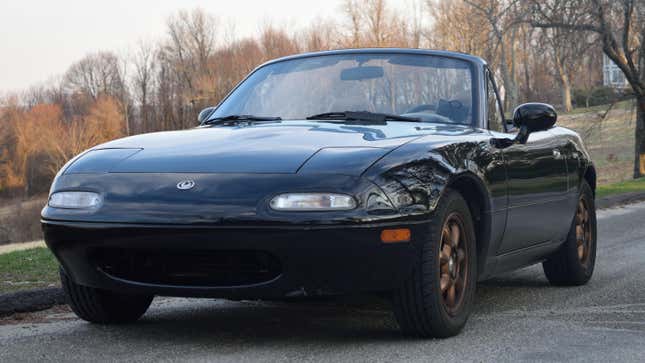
[93, 248, 282, 287]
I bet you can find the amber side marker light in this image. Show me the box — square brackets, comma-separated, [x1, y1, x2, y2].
[381, 228, 411, 243]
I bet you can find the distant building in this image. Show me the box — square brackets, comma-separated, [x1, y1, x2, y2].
[602, 54, 629, 88]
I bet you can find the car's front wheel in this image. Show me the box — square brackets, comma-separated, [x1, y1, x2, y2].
[60, 267, 153, 324]
[392, 189, 477, 338]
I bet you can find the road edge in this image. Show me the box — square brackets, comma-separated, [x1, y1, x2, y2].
[596, 191, 645, 209]
[0, 287, 65, 317]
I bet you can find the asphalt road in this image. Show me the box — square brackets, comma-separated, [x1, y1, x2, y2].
[2, 202, 645, 362]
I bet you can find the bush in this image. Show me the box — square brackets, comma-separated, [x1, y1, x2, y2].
[573, 86, 620, 108]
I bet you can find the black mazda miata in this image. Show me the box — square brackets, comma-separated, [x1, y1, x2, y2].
[43, 48, 597, 337]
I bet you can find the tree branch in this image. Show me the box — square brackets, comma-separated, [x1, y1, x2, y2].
[622, 0, 638, 76]
[530, 21, 601, 33]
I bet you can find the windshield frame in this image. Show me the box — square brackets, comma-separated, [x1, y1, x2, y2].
[209, 49, 483, 128]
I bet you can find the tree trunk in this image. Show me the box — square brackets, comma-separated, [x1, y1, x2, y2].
[498, 45, 519, 111]
[522, 50, 532, 102]
[634, 96, 645, 178]
[490, 20, 518, 111]
[553, 48, 573, 112]
[560, 73, 573, 113]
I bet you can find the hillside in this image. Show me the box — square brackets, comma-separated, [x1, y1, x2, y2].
[558, 100, 638, 185]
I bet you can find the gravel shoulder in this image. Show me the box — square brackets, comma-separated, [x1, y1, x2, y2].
[0, 240, 45, 255]
[596, 190, 645, 209]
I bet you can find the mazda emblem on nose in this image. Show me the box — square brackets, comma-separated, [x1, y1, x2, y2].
[176, 180, 196, 190]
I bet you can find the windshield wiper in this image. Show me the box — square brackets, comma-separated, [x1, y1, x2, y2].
[203, 114, 282, 125]
[306, 111, 420, 124]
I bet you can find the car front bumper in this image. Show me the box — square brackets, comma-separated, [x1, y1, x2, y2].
[43, 220, 427, 299]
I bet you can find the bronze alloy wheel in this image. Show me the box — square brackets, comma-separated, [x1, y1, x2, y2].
[392, 189, 476, 337]
[576, 198, 592, 267]
[542, 180, 596, 287]
[439, 212, 469, 316]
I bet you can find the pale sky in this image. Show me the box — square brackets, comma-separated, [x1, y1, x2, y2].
[0, 0, 355, 93]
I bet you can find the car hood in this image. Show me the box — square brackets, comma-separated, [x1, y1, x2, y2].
[67, 121, 438, 174]
[48, 121, 486, 224]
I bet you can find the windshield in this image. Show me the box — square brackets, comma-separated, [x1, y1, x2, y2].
[212, 53, 475, 125]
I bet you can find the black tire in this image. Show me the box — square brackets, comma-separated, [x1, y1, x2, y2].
[60, 267, 153, 324]
[542, 181, 597, 286]
[392, 189, 477, 338]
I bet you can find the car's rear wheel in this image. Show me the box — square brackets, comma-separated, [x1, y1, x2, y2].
[60, 267, 153, 324]
[542, 180, 596, 285]
[392, 189, 477, 338]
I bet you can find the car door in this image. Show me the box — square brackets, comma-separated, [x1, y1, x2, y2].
[484, 72, 569, 253]
[499, 131, 570, 251]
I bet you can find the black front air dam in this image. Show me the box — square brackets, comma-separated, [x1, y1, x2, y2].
[43, 221, 427, 299]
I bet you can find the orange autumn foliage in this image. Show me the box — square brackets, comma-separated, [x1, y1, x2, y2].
[46, 96, 125, 175]
[0, 96, 125, 196]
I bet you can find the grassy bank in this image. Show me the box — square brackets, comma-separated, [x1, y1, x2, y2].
[596, 177, 645, 198]
[558, 98, 639, 185]
[0, 247, 59, 294]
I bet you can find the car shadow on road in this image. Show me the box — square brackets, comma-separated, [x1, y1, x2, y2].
[102, 296, 409, 346]
[68, 266, 568, 346]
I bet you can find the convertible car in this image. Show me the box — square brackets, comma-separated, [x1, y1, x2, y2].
[43, 49, 597, 338]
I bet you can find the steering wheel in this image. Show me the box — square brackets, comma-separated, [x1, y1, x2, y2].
[405, 100, 465, 114]
[446, 100, 464, 110]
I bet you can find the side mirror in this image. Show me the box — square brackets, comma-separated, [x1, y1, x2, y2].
[512, 103, 557, 143]
[197, 106, 217, 125]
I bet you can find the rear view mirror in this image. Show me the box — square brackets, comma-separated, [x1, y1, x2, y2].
[491, 103, 557, 148]
[512, 103, 557, 143]
[340, 66, 384, 81]
[513, 103, 557, 133]
[197, 107, 217, 124]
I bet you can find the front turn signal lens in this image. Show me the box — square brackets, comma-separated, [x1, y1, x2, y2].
[48, 191, 102, 209]
[269, 193, 356, 211]
[381, 228, 411, 243]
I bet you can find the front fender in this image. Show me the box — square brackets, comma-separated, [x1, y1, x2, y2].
[362, 136, 504, 215]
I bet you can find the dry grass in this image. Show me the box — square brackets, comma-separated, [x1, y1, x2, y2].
[558, 99, 639, 185]
[0, 197, 46, 245]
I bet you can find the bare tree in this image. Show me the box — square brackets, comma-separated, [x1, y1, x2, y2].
[343, 0, 399, 47]
[63, 51, 131, 134]
[165, 8, 218, 90]
[64, 51, 126, 101]
[258, 25, 299, 59]
[408, 0, 427, 48]
[547, 28, 591, 112]
[532, 0, 645, 178]
[365, 0, 389, 46]
[428, 0, 492, 56]
[131, 41, 157, 133]
[518, 24, 535, 102]
[161, 8, 218, 129]
[465, 0, 521, 109]
[521, 1, 591, 111]
[301, 19, 339, 51]
[344, 0, 364, 47]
